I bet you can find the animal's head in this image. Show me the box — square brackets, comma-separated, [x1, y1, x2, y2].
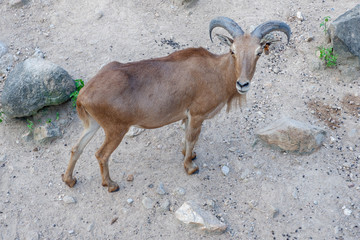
[209, 17, 291, 94]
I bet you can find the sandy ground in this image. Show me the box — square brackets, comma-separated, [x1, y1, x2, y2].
[0, 0, 360, 239]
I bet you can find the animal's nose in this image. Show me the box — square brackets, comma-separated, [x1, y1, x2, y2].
[237, 81, 249, 88]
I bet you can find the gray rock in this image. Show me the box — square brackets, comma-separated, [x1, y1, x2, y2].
[160, 199, 171, 211]
[33, 122, 62, 143]
[142, 197, 155, 209]
[0, 154, 7, 164]
[328, 4, 360, 61]
[255, 117, 326, 154]
[156, 182, 167, 195]
[0, 41, 8, 58]
[171, 0, 197, 7]
[1, 58, 76, 118]
[127, 198, 134, 204]
[175, 187, 186, 195]
[175, 201, 227, 233]
[0, 53, 14, 75]
[63, 195, 76, 204]
[221, 165, 230, 176]
[9, 0, 27, 8]
[126, 126, 145, 137]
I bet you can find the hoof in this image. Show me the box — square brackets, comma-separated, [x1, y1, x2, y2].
[184, 162, 199, 175]
[108, 184, 120, 192]
[61, 174, 77, 188]
[102, 181, 119, 192]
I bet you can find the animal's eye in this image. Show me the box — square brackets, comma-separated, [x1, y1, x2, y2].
[230, 49, 235, 55]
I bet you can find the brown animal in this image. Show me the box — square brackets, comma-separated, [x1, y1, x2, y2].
[62, 17, 291, 192]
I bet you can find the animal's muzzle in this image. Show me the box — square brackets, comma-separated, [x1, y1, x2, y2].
[236, 81, 250, 94]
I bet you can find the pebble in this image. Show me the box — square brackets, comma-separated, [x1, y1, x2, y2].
[296, 11, 304, 21]
[87, 223, 94, 232]
[63, 195, 76, 204]
[240, 169, 251, 180]
[127, 198, 134, 204]
[160, 199, 171, 211]
[142, 197, 155, 209]
[68, 230, 75, 234]
[0, 41, 8, 58]
[221, 165, 230, 176]
[229, 147, 236, 152]
[126, 174, 134, 181]
[0, 154, 7, 163]
[176, 187, 186, 195]
[156, 182, 167, 195]
[343, 208, 352, 216]
[270, 205, 280, 218]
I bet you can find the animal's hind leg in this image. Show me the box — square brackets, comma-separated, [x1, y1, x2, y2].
[62, 117, 100, 187]
[95, 126, 129, 192]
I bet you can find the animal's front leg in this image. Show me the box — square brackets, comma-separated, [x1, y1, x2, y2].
[183, 115, 203, 174]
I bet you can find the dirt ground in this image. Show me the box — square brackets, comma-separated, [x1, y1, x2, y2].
[1, 0, 360, 239]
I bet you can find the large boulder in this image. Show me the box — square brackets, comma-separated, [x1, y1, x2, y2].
[328, 4, 360, 62]
[1, 58, 76, 118]
[255, 117, 327, 154]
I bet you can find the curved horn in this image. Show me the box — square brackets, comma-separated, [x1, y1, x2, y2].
[251, 21, 291, 43]
[209, 17, 244, 42]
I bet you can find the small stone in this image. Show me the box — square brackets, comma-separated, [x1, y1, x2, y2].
[296, 11, 304, 21]
[229, 147, 236, 152]
[0, 154, 7, 164]
[344, 208, 352, 216]
[33, 123, 62, 143]
[63, 195, 76, 204]
[175, 201, 227, 233]
[87, 223, 94, 232]
[68, 230, 75, 234]
[156, 182, 167, 195]
[160, 199, 171, 211]
[127, 198, 134, 204]
[270, 205, 280, 218]
[272, 67, 280, 74]
[306, 33, 314, 42]
[240, 169, 251, 180]
[33, 48, 45, 59]
[313, 200, 318, 205]
[176, 187, 186, 195]
[126, 174, 134, 181]
[96, 11, 104, 20]
[142, 197, 155, 209]
[126, 126, 145, 137]
[221, 165, 230, 176]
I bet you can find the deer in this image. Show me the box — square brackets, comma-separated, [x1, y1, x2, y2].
[62, 17, 291, 192]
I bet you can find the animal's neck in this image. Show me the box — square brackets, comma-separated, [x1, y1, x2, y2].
[216, 53, 238, 96]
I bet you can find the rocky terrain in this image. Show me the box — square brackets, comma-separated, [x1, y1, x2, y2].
[0, 0, 359, 239]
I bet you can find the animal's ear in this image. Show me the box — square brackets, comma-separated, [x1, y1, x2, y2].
[216, 34, 233, 46]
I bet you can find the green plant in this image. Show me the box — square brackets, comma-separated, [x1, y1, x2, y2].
[56, 112, 60, 121]
[318, 46, 337, 68]
[320, 16, 331, 34]
[27, 119, 34, 131]
[0, 111, 4, 123]
[70, 79, 85, 107]
[46, 118, 52, 124]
